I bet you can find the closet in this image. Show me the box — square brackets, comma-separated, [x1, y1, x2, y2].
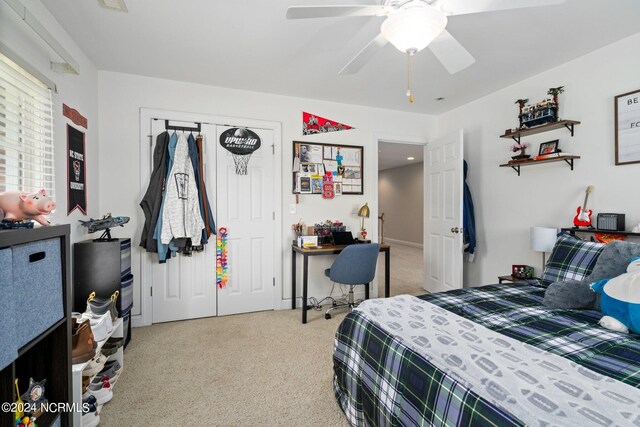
[139, 111, 279, 324]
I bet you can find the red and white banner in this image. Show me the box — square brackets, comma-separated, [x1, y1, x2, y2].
[302, 112, 353, 135]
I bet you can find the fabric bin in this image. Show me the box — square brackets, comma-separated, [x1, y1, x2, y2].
[120, 238, 131, 277]
[0, 248, 17, 370]
[119, 273, 134, 316]
[13, 238, 63, 349]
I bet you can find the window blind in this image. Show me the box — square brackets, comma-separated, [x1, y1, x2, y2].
[0, 52, 55, 197]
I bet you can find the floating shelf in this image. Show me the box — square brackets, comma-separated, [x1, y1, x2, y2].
[499, 155, 580, 176]
[500, 120, 581, 143]
[561, 228, 640, 237]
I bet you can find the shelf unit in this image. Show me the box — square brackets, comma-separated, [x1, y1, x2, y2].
[561, 228, 640, 238]
[71, 318, 124, 426]
[500, 155, 581, 176]
[0, 225, 72, 427]
[500, 119, 581, 143]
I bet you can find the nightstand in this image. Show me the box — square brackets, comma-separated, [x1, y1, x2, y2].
[498, 275, 538, 284]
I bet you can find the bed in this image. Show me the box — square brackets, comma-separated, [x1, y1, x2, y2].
[333, 280, 640, 426]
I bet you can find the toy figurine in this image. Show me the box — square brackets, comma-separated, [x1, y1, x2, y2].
[360, 229, 367, 240]
[0, 190, 55, 226]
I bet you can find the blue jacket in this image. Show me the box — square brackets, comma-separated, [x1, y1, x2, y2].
[463, 161, 476, 256]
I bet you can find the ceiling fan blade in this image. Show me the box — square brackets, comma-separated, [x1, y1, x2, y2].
[286, 5, 389, 19]
[428, 30, 475, 74]
[440, 0, 565, 16]
[339, 33, 388, 75]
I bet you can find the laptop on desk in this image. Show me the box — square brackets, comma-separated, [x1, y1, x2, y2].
[331, 231, 355, 246]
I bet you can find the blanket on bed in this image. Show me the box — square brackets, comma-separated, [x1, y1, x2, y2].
[355, 295, 640, 427]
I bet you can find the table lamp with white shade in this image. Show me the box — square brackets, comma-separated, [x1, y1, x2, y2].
[530, 226, 558, 272]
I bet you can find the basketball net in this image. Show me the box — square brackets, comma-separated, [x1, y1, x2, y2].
[232, 154, 251, 175]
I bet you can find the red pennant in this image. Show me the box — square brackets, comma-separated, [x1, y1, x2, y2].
[302, 112, 353, 135]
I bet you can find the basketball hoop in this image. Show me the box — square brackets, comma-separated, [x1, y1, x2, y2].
[219, 127, 261, 175]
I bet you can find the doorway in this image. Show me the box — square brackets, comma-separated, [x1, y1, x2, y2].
[377, 141, 425, 296]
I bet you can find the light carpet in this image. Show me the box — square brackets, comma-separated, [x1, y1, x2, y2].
[101, 243, 424, 426]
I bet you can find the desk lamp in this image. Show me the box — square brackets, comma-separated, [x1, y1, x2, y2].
[358, 202, 370, 240]
[530, 226, 558, 273]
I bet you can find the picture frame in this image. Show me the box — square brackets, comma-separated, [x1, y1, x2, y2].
[538, 139, 559, 155]
[615, 89, 640, 165]
[292, 141, 363, 195]
[511, 264, 534, 279]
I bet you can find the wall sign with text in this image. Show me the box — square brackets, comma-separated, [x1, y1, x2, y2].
[67, 125, 87, 215]
[615, 89, 640, 165]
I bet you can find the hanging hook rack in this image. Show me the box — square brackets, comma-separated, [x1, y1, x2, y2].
[162, 119, 201, 133]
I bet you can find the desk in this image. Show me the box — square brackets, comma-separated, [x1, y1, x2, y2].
[292, 243, 391, 324]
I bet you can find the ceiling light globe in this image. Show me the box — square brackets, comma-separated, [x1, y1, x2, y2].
[381, 6, 447, 53]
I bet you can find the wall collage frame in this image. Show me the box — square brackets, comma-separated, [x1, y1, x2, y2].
[292, 141, 363, 195]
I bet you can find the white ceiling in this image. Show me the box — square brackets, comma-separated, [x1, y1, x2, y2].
[378, 141, 424, 170]
[42, 0, 640, 114]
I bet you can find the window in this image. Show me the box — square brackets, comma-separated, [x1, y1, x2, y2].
[0, 53, 54, 197]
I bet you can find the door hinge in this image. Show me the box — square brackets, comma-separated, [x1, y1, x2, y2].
[272, 144, 275, 155]
[272, 211, 275, 220]
[148, 135, 153, 146]
[150, 286, 153, 297]
[273, 277, 276, 287]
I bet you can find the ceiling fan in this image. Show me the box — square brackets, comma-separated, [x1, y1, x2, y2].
[287, 0, 565, 102]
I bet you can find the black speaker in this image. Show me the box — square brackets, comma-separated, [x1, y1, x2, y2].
[596, 213, 625, 231]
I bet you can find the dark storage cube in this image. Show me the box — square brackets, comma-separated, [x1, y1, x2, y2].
[73, 238, 131, 314]
[0, 248, 17, 370]
[12, 238, 63, 349]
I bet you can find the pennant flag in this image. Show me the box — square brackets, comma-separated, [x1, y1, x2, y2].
[302, 112, 354, 135]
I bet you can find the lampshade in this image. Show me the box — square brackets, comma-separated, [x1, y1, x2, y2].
[358, 203, 370, 218]
[530, 227, 558, 253]
[380, 6, 447, 53]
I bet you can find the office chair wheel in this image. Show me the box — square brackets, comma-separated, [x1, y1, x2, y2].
[325, 313, 332, 320]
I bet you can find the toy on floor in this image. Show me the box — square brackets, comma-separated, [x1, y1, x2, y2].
[216, 227, 228, 288]
[0, 189, 55, 226]
[591, 257, 640, 334]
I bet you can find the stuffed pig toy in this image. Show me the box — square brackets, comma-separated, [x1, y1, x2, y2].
[591, 257, 640, 334]
[0, 189, 55, 225]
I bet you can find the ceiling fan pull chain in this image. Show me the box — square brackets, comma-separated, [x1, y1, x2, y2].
[406, 50, 415, 103]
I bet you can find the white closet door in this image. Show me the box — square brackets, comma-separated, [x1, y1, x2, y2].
[151, 123, 217, 323]
[214, 126, 275, 315]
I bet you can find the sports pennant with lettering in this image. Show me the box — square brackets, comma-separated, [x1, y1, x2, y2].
[302, 112, 354, 135]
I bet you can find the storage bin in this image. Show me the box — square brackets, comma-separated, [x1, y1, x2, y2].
[120, 238, 131, 277]
[13, 238, 63, 349]
[119, 273, 134, 316]
[123, 311, 131, 348]
[0, 248, 17, 370]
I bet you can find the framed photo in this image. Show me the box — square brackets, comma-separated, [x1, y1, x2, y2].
[511, 264, 534, 279]
[615, 89, 640, 165]
[538, 139, 559, 155]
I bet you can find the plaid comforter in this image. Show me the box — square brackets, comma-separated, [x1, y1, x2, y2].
[333, 282, 640, 426]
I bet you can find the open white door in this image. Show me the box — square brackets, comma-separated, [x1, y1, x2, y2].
[215, 126, 275, 316]
[424, 130, 464, 293]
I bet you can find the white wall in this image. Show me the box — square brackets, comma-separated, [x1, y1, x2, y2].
[97, 70, 436, 318]
[0, 0, 100, 243]
[437, 32, 640, 287]
[379, 162, 424, 245]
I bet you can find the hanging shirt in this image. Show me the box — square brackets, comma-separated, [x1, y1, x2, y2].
[161, 133, 204, 245]
[154, 132, 178, 263]
[139, 131, 169, 252]
[196, 135, 216, 238]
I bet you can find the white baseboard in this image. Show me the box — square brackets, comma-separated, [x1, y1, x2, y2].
[384, 237, 423, 249]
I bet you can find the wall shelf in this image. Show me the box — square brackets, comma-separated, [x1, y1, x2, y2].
[561, 228, 640, 237]
[499, 155, 580, 176]
[500, 119, 581, 143]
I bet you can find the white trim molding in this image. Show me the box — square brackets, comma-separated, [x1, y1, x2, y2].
[384, 237, 423, 249]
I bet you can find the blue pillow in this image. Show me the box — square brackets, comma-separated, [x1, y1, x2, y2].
[591, 257, 640, 334]
[541, 234, 604, 285]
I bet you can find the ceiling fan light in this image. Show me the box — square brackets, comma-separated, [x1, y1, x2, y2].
[381, 6, 447, 53]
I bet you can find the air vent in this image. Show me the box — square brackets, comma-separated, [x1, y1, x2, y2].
[98, 0, 128, 12]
